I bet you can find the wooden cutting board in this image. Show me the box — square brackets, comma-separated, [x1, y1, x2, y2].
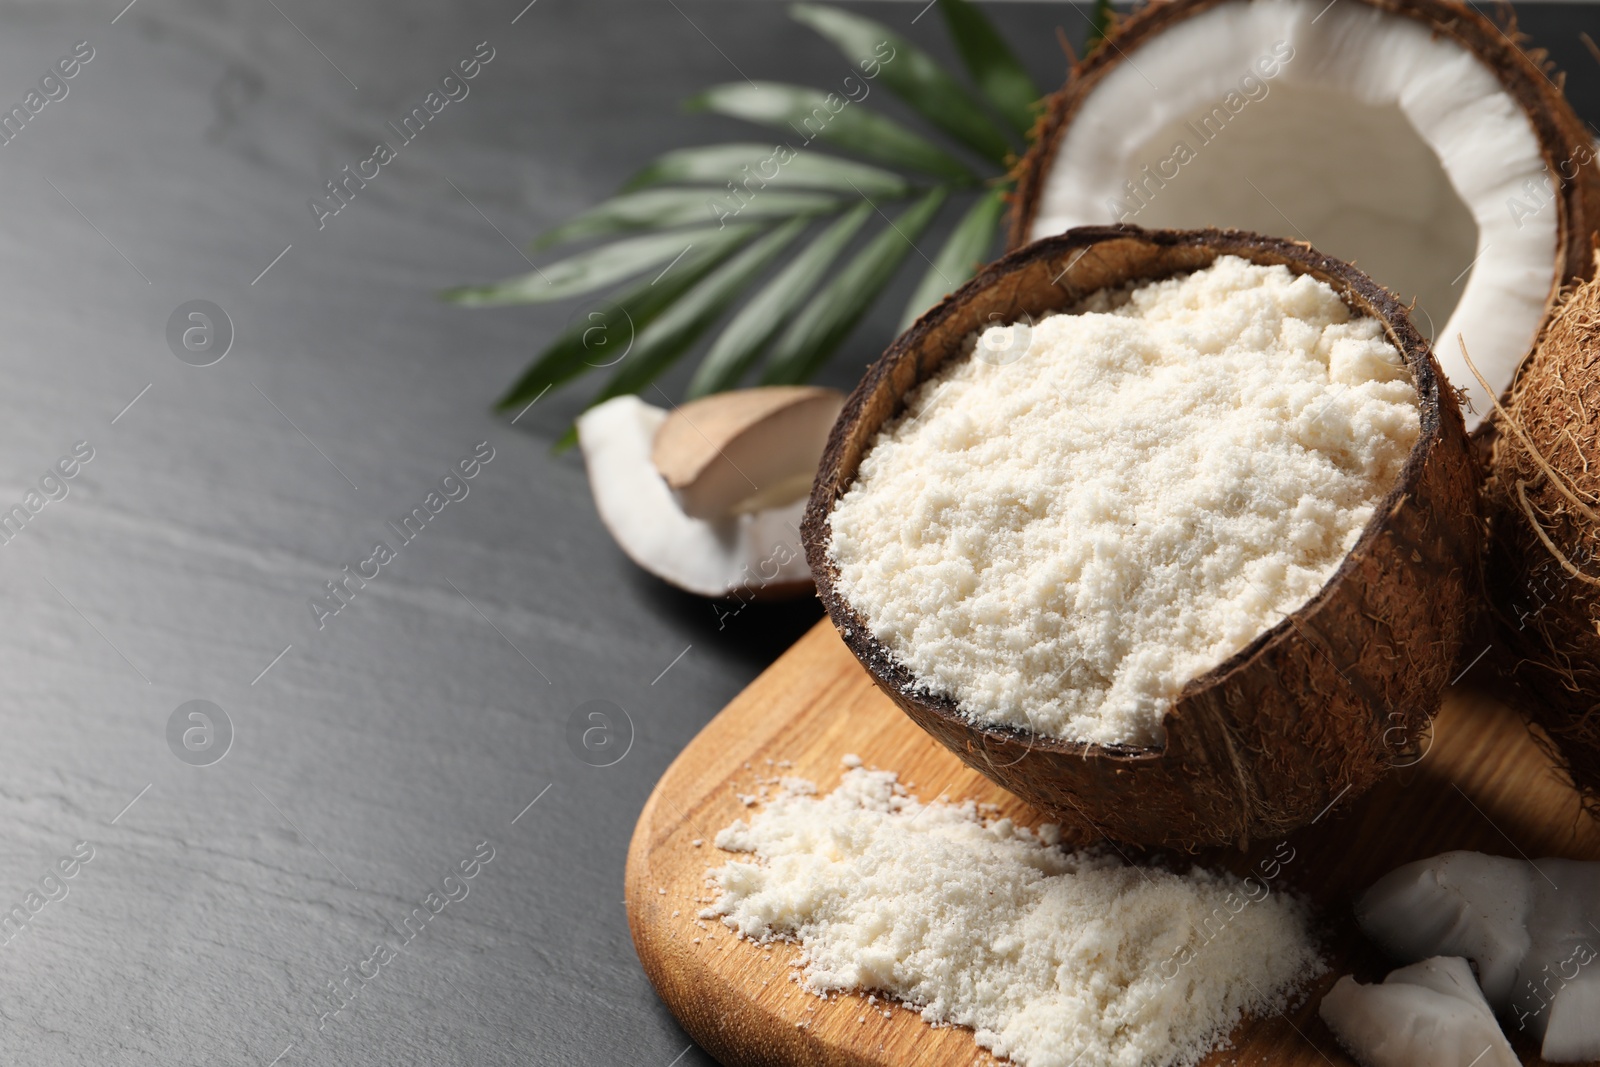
[625, 620, 1599, 1066]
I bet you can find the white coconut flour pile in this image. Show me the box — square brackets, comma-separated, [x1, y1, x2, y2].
[827, 256, 1420, 745]
[706, 764, 1321, 1067]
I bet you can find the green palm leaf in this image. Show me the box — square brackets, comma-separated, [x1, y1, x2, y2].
[531, 188, 843, 250]
[445, 225, 759, 307]
[492, 232, 758, 411]
[687, 203, 874, 398]
[587, 219, 810, 404]
[789, 4, 1015, 165]
[937, 0, 1042, 137]
[762, 188, 946, 386]
[452, 0, 1051, 422]
[687, 82, 976, 184]
[898, 186, 1005, 330]
[621, 142, 912, 200]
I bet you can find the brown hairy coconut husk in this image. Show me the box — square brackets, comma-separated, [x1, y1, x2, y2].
[1483, 269, 1600, 808]
[803, 226, 1482, 850]
[1011, 0, 1600, 437]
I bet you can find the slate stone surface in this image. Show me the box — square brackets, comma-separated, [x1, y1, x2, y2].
[0, 1, 1590, 1063]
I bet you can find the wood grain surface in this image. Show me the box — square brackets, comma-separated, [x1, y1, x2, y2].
[626, 620, 1600, 1066]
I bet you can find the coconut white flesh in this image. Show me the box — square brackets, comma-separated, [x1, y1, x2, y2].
[1030, 0, 1557, 426]
[1516, 858, 1600, 1060]
[576, 396, 811, 597]
[1356, 851, 1533, 1003]
[1356, 852, 1600, 1061]
[653, 388, 842, 519]
[1543, 964, 1600, 1062]
[1319, 957, 1518, 1067]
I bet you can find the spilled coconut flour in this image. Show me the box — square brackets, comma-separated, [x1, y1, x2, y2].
[705, 764, 1321, 1067]
[827, 256, 1420, 746]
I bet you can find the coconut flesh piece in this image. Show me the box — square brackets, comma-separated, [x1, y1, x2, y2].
[576, 394, 820, 598]
[1024, 0, 1563, 427]
[1355, 850, 1600, 1061]
[1319, 956, 1519, 1067]
[651, 386, 843, 519]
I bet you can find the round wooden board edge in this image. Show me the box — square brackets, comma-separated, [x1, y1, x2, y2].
[623, 624, 1002, 1067]
[624, 753, 926, 1067]
[621, 623, 1600, 1067]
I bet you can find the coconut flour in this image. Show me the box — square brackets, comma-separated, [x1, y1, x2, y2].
[706, 764, 1321, 1067]
[827, 256, 1420, 745]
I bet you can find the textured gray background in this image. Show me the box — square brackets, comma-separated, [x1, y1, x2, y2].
[0, 1, 1591, 1064]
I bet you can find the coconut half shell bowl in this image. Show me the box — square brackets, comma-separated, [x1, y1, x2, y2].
[802, 226, 1482, 850]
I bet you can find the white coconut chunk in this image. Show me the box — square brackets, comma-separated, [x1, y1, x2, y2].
[577, 395, 811, 597]
[651, 386, 842, 519]
[1029, 0, 1556, 426]
[1319, 956, 1518, 1067]
[1514, 858, 1600, 1059]
[1543, 964, 1600, 1063]
[1357, 851, 1600, 1062]
[1356, 851, 1533, 1003]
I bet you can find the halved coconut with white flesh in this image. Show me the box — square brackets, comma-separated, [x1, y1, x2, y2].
[578, 387, 842, 598]
[1012, 0, 1600, 429]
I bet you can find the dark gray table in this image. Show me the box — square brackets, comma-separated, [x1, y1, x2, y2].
[0, 2, 1592, 1064]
